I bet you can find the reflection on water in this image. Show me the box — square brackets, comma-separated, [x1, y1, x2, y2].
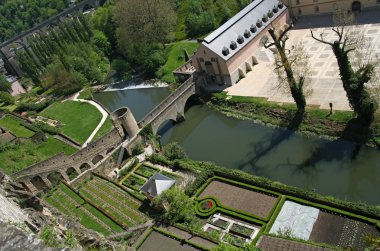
[93, 87, 170, 121]
[160, 105, 380, 205]
[94, 86, 380, 205]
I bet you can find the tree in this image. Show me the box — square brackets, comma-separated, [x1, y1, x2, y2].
[0, 75, 11, 92]
[263, 23, 310, 113]
[114, 0, 176, 47]
[163, 142, 187, 161]
[153, 186, 195, 224]
[311, 10, 378, 125]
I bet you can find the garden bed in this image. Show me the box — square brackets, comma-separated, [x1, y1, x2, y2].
[230, 223, 254, 238]
[208, 218, 230, 230]
[138, 231, 201, 251]
[309, 211, 380, 250]
[123, 174, 146, 190]
[135, 164, 158, 178]
[222, 233, 246, 247]
[199, 180, 278, 219]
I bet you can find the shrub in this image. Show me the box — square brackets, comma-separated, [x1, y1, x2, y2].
[163, 142, 187, 161]
[15, 100, 51, 113]
[131, 142, 144, 156]
[0, 91, 15, 105]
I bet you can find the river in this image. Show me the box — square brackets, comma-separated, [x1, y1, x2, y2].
[94, 85, 380, 205]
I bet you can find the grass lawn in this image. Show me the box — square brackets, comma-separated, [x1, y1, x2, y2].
[40, 101, 102, 144]
[0, 115, 35, 138]
[157, 42, 200, 84]
[92, 116, 113, 142]
[0, 136, 76, 174]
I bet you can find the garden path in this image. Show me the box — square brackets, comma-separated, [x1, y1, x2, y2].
[71, 91, 109, 148]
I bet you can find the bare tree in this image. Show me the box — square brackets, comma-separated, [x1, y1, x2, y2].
[263, 23, 310, 113]
[311, 10, 378, 125]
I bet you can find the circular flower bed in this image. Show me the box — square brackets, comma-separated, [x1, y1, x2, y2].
[197, 198, 217, 215]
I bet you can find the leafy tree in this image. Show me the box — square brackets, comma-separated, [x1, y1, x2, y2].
[91, 30, 111, 56]
[311, 10, 378, 125]
[163, 142, 187, 161]
[114, 0, 176, 46]
[0, 91, 15, 105]
[263, 24, 309, 113]
[153, 186, 195, 224]
[0, 75, 11, 92]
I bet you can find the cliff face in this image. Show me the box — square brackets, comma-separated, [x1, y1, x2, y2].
[0, 222, 53, 251]
[0, 187, 29, 224]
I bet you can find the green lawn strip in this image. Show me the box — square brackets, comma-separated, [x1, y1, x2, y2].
[134, 165, 158, 178]
[39, 101, 102, 144]
[44, 195, 71, 215]
[0, 136, 76, 174]
[51, 189, 115, 235]
[80, 181, 145, 224]
[0, 115, 35, 137]
[92, 116, 113, 142]
[157, 42, 200, 84]
[92, 178, 143, 210]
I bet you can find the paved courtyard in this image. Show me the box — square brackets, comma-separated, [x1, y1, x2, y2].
[226, 17, 380, 111]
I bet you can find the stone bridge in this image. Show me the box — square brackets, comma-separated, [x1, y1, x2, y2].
[0, 0, 108, 76]
[11, 74, 199, 193]
[12, 128, 123, 193]
[137, 75, 197, 134]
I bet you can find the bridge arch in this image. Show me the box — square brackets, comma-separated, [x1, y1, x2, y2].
[92, 154, 104, 165]
[47, 172, 64, 187]
[80, 163, 92, 172]
[30, 176, 47, 191]
[66, 167, 79, 181]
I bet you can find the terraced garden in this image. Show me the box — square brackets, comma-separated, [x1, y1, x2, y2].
[44, 183, 122, 236]
[76, 175, 149, 228]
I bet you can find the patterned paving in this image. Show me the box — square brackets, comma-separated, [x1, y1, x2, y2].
[226, 22, 380, 111]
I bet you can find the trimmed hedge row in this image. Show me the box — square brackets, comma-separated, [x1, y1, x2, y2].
[148, 154, 380, 220]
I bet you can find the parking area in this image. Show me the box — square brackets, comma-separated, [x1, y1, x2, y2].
[226, 13, 380, 111]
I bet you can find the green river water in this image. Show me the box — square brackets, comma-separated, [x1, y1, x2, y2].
[94, 86, 380, 205]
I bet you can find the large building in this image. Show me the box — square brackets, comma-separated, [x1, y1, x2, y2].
[282, 0, 380, 16]
[193, 0, 290, 87]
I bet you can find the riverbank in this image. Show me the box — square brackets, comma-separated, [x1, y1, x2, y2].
[208, 92, 380, 148]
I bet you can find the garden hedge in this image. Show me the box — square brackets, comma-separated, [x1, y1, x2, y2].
[148, 154, 380, 219]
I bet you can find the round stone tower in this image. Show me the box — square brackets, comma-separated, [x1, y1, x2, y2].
[112, 107, 139, 138]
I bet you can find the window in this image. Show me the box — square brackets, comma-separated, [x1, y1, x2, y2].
[315, 5, 319, 13]
[211, 58, 216, 62]
[296, 0, 300, 5]
[298, 8, 302, 15]
[333, 3, 338, 10]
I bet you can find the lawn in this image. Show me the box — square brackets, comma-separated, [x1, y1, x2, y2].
[123, 174, 146, 191]
[40, 101, 102, 144]
[0, 136, 76, 174]
[44, 183, 122, 236]
[0, 115, 35, 138]
[157, 42, 200, 84]
[134, 164, 158, 178]
[92, 116, 113, 142]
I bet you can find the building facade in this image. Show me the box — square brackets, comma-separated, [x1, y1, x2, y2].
[282, 0, 380, 16]
[193, 0, 290, 87]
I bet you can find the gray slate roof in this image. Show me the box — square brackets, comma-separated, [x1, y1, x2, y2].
[202, 0, 287, 61]
[140, 173, 176, 197]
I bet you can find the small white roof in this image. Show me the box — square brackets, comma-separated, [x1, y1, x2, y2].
[140, 173, 176, 197]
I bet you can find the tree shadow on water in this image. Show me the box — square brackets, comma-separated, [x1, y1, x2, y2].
[235, 111, 305, 174]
